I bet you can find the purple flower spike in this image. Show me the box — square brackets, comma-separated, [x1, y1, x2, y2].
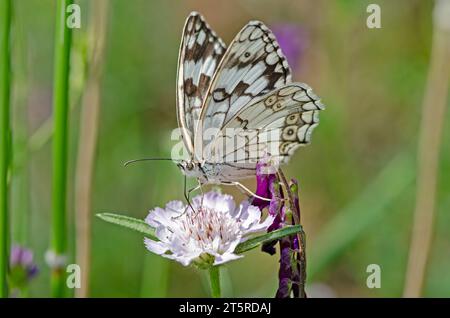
[271, 24, 308, 73]
[262, 184, 285, 255]
[254, 161, 307, 298]
[253, 159, 286, 255]
[276, 178, 307, 298]
[289, 179, 301, 250]
[252, 161, 278, 211]
[276, 237, 294, 298]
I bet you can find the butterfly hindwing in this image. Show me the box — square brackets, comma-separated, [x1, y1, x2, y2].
[177, 12, 226, 154]
[203, 84, 324, 181]
[195, 20, 292, 159]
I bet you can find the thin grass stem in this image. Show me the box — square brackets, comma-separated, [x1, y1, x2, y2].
[11, 0, 30, 248]
[50, 0, 73, 298]
[74, 0, 109, 298]
[403, 1, 450, 297]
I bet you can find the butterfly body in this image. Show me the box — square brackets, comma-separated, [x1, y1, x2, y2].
[175, 12, 324, 185]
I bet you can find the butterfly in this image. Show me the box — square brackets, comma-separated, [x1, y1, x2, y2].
[175, 12, 324, 198]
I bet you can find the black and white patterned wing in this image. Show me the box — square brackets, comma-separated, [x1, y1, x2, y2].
[177, 12, 226, 154]
[206, 83, 324, 181]
[195, 20, 292, 158]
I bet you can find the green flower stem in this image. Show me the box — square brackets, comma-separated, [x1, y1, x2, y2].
[51, 0, 73, 298]
[208, 266, 221, 298]
[0, 0, 12, 299]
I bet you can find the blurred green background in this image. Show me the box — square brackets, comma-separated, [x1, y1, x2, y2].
[9, 0, 450, 297]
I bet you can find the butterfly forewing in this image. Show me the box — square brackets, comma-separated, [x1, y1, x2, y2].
[177, 12, 226, 155]
[194, 20, 292, 160]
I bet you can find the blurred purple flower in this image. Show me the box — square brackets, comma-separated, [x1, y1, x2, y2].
[271, 23, 308, 73]
[9, 245, 39, 290]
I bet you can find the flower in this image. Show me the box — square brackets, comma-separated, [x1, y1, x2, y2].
[9, 245, 39, 291]
[271, 23, 308, 73]
[144, 191, 274, 268]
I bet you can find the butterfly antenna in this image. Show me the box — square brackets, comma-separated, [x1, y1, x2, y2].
[123, 158, 180, 167]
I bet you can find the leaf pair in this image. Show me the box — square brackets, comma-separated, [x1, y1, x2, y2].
[96, 212, 302, 254]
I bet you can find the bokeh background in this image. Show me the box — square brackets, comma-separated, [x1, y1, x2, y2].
[9, 0, 450, 297]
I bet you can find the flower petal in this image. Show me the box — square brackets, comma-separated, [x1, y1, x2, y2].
[144, 238, 169, 255]
[193, 191, 235, 214]
[213, 252, 243, 265]
[239, 204, 262, 229]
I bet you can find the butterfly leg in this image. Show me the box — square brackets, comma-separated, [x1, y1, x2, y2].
[197, 178, 206, 208]
[220, 181, 272, 202]
[178, 175, 201, 218]
[184, 182, 202, 203]
[176, 176, 206, 217]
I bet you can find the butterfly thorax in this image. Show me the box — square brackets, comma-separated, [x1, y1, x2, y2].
[177, 159, 223, 184]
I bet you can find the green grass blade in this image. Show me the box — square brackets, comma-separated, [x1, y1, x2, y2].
[0, 0, 12, 299]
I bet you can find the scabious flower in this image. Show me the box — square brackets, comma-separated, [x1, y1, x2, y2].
[144, 191, 274, 268]
[9, 245, 39, 291]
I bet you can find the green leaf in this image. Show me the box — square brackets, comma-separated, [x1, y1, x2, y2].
[96, 213, 157, 240]
[235, 225, 303, 254]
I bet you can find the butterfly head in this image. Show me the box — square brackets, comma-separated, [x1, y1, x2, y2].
[177, 159, 202, 178]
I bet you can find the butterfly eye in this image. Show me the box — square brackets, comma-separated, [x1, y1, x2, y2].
[186, 162, 194, 170]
